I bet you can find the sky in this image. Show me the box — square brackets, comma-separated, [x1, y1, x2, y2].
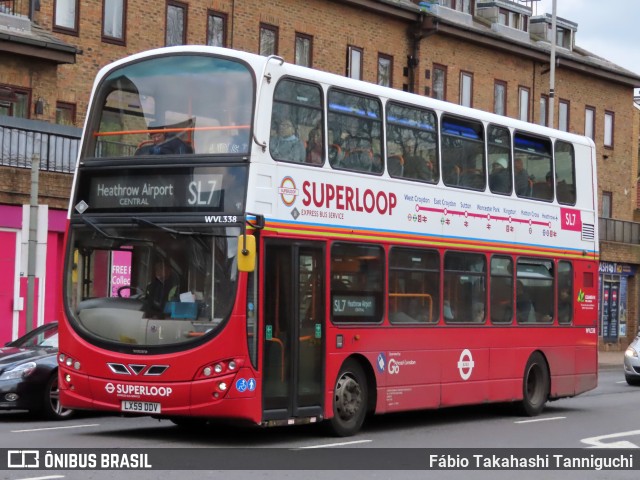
[535, 0, 640, 79]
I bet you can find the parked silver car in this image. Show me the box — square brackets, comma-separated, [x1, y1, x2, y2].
[624, 335, 640, 386]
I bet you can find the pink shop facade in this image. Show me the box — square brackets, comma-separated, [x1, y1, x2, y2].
[0, 204, 66, 343]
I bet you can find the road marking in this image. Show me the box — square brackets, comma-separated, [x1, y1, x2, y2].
[297, 439, 373, 449]
[15, 477, 64, 480]
[11, 424, 100, 433]
[514, 416, 566, 424]
[616, 381, 627, 384]
[582, 430, 640, 448]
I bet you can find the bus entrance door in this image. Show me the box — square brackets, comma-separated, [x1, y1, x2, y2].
[263, 242, 324, 422]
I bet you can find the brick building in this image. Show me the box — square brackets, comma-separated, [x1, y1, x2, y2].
[0, 0, 639, 348]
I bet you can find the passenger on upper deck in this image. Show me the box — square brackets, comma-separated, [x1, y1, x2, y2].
[445, 163, 462, 186]
[306, 127, 323, 165]
[489, 158, 511, 194]
[338, 117, 375, 172]
[270, 118, 306, 163]
[514, 154, 531, 196]
[403, 139, 435, 182]
[135, 123, 193, 156]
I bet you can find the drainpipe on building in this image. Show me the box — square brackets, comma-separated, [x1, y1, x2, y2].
[25, 155, 39, 333]
[408, 12, 427, 95]
[413, 14, 438, 96]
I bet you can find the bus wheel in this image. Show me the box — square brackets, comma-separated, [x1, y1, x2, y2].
[517, 352, 549, 416]
[329, 359, 367, 437]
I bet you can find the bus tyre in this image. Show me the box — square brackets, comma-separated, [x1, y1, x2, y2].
[518, 352, 549, 416]
[328, 359, 368, 437]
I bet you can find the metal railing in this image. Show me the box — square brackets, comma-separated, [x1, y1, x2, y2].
[0, 115, 81, 174]
[0, 0, 22, 16]
[599, 217, 640, 245]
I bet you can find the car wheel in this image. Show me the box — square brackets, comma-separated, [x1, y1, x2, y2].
[40, 372, 75, 420]
[516, 352, 549, 416]
[625, 374, 640, 386]
[327, 359, 368, 437]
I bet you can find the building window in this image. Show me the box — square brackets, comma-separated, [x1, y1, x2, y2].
[56, 102, 76, 126]
[555, 26, 571, 49]
[347, 45, 363, 80]
[432, 64, 447, 101]
[54, 0, 79, 34]
[0, 85, 30, 118]
[604, 111, 614, 148]
[494, 80, 506, 116]
[601, 191, 612, 218]
[539, 95, 548, 126]
[518, 86, 530, 122]
[207, 11, 227, 47]
[102, 0, 125, 44]
[498, 8, 527, 31]
[259, 24, 278, 56]
[166, 1, 187, 46]
[584, 106, 595, 140]
[460, 71, 473, 107]
[377, 54, 392, 87]
[439, 0, 472, 12]
[558, 99, 569, 132]
[295, 33, 312, 67]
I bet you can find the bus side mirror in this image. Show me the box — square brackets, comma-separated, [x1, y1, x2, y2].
[237, 234, 256, 272]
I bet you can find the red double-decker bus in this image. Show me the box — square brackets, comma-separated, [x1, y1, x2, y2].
[59, 46, 598, 436]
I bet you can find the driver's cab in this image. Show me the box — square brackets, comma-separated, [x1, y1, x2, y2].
[68, 228, 237, 347]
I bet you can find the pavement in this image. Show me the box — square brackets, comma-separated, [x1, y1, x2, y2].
[599, 349, 624, 370]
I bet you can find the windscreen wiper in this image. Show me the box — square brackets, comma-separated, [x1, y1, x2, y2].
[132, 217, 193, 236]
[80, 215, 150, 244]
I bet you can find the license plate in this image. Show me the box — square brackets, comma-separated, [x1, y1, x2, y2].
[121, 400, 161, 413]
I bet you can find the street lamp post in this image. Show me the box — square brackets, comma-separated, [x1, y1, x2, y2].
[548, 0, 557, 129]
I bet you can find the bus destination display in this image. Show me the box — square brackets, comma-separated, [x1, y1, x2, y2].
[79, 167, 247, 212]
